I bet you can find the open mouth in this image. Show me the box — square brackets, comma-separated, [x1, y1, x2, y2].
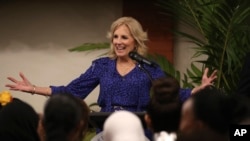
[116, 46, 126, 50]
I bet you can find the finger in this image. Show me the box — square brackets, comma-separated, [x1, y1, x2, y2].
[211, 75, 217, 79]
[210, 77, 217, 83]
[208, 83, 216, 88]
[9, 88, 19, 91]
[19, 72, 28, 82]
[209, 71, 218, 80]
[5, 84, 16, 89]
[5, 83, 17, 86]
[7, 77, 18, 83]
[203, 68, 209, 77]
[210, 70, 218, 77]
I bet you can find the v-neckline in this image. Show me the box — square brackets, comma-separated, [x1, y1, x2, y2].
[115, 59, 137, 77]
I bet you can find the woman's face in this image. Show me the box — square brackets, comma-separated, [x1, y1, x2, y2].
[112, 24, 136, 58]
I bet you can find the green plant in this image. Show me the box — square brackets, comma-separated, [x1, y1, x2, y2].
[69, 43, 110, 52]
[69, 42, 110, 57]
[82, 129, 96, 141]
[148, 53, 181, 82]
[157, 0, 250, 94]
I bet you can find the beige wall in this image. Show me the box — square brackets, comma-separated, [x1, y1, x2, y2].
[0, 0, 198, 113]
[174, 23, 207, 80]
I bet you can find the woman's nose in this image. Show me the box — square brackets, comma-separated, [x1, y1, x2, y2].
[114, 37, 122, 44]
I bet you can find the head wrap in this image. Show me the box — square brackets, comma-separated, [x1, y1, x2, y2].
[103, 110, 147, 141]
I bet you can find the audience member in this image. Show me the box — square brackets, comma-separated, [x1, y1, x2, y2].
[0, 98, 40, 141]
[178, 87, 250, 141]
[177, 91, 250, 141]
[42, 93, 90, 141]
[103, 110, 148, 141]
[227, 94, 250, 125]
[145, 76, 181, 141]
[178, 87, 229, 141]
[237, 52, 250, 98]
[37, 113, 46, 141]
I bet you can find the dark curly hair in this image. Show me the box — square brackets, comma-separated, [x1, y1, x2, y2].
[42, 93, 90, 141]
[146, 75, 182, 133]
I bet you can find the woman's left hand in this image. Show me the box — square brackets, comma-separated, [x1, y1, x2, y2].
[191, 68, 217, 94]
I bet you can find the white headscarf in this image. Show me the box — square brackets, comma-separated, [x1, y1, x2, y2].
[103, 111, 148, 141]
[154, 131, 177, 141]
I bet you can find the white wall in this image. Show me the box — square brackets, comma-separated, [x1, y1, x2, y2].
[174, 22, 207, 83]
[0, 0, 122, 113]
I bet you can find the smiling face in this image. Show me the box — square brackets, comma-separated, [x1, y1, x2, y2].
[112, 24, 136, 58]
[107, 17, 148, 59]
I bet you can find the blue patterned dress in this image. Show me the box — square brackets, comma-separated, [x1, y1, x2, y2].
[50, 57, 191, 112]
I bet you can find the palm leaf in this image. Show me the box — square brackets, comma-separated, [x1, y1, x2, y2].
[156, 0, 250, 94]
[68, 42, 110, 52]
[182, 74, 195, 88]
[148, 53, 181, 82]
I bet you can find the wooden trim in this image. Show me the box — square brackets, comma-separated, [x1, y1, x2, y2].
[122, 0, 174, 63]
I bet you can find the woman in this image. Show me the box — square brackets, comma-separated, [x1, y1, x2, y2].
[5, 17, 216, 112]
[42, 93, 90, 141]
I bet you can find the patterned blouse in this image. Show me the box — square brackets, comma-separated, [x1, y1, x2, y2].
[50, 57, 191, 112]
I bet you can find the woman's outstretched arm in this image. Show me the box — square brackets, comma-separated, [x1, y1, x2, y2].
[5, 72, 51, 96]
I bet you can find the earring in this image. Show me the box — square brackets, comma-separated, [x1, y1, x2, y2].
[134, 46, 138, 51]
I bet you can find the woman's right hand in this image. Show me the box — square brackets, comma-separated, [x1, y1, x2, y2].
[5, 72, 34, 93]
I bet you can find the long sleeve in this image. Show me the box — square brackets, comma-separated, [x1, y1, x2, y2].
[179, 88, 192, 102]
[50, 59, 104, 99]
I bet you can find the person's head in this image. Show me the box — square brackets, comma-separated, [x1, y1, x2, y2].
[107, 16, 148, 59]
[103, 110, 147, 141]
[145, 76, 181, 133]
[179, 87, 230, 141]
[0, 98, 40, 141]
[227, 94, 250, 125]
[176, 129, 227, 141]
[42, 93, 90, 141]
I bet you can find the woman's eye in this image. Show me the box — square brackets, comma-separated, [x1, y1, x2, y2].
[113, 35, 118, 39]
[121, 35, 128, 39]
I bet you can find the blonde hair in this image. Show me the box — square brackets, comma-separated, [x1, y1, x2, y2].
[107, 17, 148, 59]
